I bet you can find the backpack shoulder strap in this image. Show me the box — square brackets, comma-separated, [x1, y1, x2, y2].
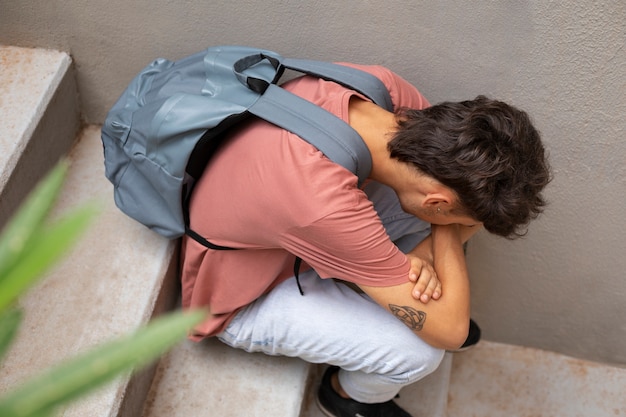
[238, 55, 393, 185]
[248, 84, 372, 184]
[190, 50, 395, 185]
[281, 58, 393, 112]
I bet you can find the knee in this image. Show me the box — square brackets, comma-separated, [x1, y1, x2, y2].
[411, 345, 446, 381]
[388, 342, 445, 385]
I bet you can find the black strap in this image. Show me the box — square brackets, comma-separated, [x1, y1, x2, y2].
[185, 228, 239, 250]
[293, 256, 304, 296]
[186, 228, 306, 296]
[182, 180, 238, 251]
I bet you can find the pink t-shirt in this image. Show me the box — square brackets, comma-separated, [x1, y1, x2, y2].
[180, 63, 430, 339]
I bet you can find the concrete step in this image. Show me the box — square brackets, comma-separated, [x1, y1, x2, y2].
[0, 46, 450, 416]
[447, 340, 626, 416]
[0, 125, 179, 416]
[0, 45, 79, 229]
[300, 353, 453, 417]
[0, 121, 314, 417]
[141, 338, 312, 417]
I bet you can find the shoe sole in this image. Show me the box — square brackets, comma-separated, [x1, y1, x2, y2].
[447, 342, 479, 353]
[315, 395, 340, 417]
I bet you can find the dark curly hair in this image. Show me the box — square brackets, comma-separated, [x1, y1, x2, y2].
[388, 96, 551, 238]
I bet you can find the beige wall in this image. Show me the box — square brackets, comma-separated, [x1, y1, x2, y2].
[2, 1, 625, 365]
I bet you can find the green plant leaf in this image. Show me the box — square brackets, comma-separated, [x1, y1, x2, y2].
[0, 162, 69, 284]
[0, 308, 22, 363]
[0, 309, 206, 417]
[0, 203, 98, 313]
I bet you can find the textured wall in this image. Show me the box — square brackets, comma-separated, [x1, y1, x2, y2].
[1, 1, 624, 364]
[465, 2, 626, 364]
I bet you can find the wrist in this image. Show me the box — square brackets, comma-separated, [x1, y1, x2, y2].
[432, 223, 461, 239]
[431, 224, 464, 256]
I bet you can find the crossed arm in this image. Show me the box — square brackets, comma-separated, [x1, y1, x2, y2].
[358, 224, 481, 350]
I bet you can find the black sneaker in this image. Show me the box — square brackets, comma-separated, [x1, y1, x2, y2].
[448, 318, 481, 352]
[316, 366, 413, 417]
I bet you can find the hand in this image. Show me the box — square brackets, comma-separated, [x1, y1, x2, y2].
[407, 253, 441, 303]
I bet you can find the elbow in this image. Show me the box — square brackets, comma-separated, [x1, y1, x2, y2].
[446, 319, 471, 350]
[430, 316, 470, 351]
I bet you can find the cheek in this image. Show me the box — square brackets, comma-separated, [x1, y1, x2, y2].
[399, 200, 435, 223]
[399, 200, 456, 225]
[398, 196, 418, 216]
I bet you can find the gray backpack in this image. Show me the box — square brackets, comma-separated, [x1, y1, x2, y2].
[101, 46, 392, 249]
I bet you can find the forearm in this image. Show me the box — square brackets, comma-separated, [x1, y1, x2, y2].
[405, 224, 471, 348]
[428, 224, 471, 346]
[360, 224, 476, 350]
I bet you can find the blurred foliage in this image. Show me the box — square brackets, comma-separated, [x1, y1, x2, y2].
[0, 161, 204, 417]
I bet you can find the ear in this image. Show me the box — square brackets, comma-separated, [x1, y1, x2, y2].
[422, 190, 455, 209]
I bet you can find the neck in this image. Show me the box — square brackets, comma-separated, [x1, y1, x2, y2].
[348, 98, 401, 185]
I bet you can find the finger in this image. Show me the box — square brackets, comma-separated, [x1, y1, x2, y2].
[432, 281, 442, 300]
[412, 280, 426, 300]
[421, 274, 440, 303]
[407, 259, 421, 282]
[412, 271, 432, 300]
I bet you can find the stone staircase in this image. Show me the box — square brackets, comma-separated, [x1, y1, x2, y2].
[1, 45, 624, 417]
[0, 45, 180, 417]
[0, 45, 321, 417]
[0, 44, 452, 417]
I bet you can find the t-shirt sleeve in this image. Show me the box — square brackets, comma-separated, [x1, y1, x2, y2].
[278, 187, 411, 287]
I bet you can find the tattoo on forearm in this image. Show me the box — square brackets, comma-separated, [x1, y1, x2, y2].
[389, 304, 427, 331]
